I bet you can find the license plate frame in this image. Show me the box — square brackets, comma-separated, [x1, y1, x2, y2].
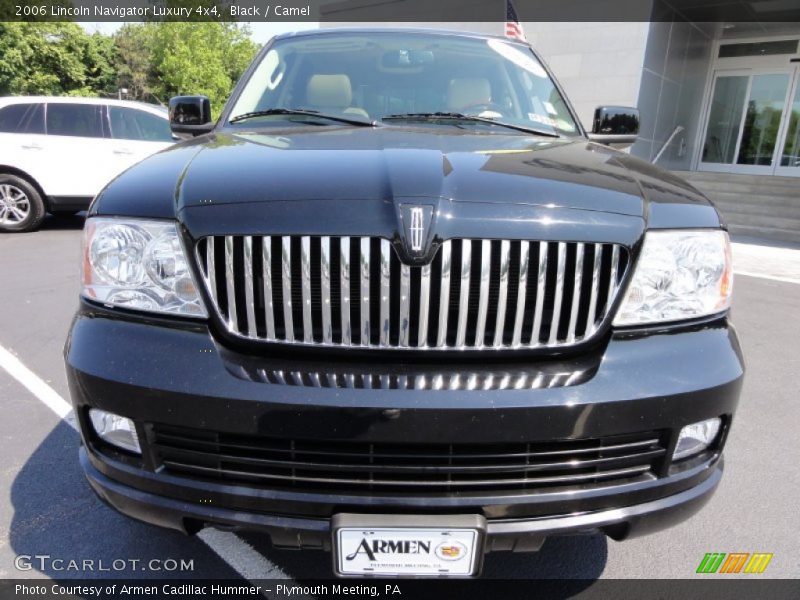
[332, 514, 486, 578]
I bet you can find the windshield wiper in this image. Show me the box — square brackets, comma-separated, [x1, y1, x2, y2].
[382, 112, 560, 138]
[230, 108, 375, 127]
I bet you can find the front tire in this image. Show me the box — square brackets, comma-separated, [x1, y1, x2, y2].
[0, 175, 45, 233]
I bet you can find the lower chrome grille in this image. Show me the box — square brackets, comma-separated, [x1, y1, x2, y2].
[150, 426, 664, 494]
[234, 365, 596, 390]
[196, 236, 628, 350]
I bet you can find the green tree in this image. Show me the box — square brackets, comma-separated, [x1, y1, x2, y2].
[83, 32, 118, 96]
[121, 22, 257, 116]
[0, 22, 116, 96]
[0, 17, 258, 111]
[114, 24, 157, 102]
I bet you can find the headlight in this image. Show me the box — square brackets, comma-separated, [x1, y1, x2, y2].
[614, 230, 732, 326]
[82, 218, 207, 317]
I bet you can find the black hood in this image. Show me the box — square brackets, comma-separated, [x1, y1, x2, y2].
[93, 126, 722, 244]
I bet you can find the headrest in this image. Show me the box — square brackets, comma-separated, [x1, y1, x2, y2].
[447, 78, 491, 110]
[306, 74, 353, 108]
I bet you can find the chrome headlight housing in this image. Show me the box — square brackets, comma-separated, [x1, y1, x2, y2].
[614, 230, 732, 326]
[82, 218, 207, 317]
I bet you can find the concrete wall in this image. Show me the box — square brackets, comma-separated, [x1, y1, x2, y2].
[526, 10, 716, 170]
[632, 4, 716, 169]
[523, 22, 650, 133]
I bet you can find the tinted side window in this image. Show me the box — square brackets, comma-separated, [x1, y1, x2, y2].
[109, 107, 172, 142]
[22, 103, 45, 134]
[0, 104, 46, 134]
[46, 103, 103, 138]
[0, 104, 38, 133]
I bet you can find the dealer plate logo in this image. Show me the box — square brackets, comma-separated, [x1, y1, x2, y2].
[435, 541, 467, 561]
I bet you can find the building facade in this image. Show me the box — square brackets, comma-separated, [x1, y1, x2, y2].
[520, 18, 800, 178]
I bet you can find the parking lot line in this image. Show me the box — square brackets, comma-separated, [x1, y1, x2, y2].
[0, 341, 288, 583]
[732, 242, 800, 285]
[0, 344, 75, 427]
[734, 271, 800, 285]
[198, 529, 288, 580]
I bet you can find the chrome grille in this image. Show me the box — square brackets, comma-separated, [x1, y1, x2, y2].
[196, 237, 628, 350]
[151, 425, 664, 493]
[233, 365, 598, 391]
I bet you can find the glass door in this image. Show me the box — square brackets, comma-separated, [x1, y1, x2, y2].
[775, 70, 800, 176]
[701, 73, 749, 166]
[700, 69, 796, 175]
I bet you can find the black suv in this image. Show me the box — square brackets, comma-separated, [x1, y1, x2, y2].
[65, 29, 743, 577]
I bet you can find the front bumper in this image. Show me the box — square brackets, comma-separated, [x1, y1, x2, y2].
[82, 447, 722, 551]
[65, 303, 743, 550]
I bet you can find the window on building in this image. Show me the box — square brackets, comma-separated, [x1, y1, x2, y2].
[780, 84, 800, 168]
[719, 40, 799, 58]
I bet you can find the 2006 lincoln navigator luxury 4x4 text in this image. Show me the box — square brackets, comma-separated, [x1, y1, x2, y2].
[65, 29, 743, 577]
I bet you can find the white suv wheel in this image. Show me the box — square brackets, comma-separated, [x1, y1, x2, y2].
[0, 184, 31, 225]
[0, 175, 45, 233]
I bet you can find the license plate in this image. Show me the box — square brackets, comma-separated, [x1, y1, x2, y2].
[333, 514, 484, 577]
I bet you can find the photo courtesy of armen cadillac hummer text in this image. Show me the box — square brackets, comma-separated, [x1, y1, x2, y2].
[64, 29, 744, 578]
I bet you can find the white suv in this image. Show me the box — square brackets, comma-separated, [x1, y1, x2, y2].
[0, 97, 174, 232]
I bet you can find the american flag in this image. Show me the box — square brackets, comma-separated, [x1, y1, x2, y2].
[505, 0, 527, 42]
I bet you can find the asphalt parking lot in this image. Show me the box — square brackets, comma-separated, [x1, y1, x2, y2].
[0, 214, 798, 585]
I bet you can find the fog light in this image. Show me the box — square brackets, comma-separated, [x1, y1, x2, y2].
[673, 418, 721, 461]
[88, 409, 141, 454]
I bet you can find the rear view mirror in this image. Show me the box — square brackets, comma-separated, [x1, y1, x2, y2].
[381, 50, 435, 69]
[169, 96, 214, 138]
[589, 106, 639, 149]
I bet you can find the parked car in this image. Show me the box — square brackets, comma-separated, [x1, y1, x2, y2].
[65, 29, 743, 578]
[0, 96, 173, 232]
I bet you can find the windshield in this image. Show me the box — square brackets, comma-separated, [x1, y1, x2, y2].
[228, 32, 581, 136]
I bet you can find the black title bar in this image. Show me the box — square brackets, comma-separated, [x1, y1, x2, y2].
[4, 0, 800, 22]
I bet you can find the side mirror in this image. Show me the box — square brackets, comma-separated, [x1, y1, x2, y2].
[588, 106, 639, 149]
[169, 96, 214, 138]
